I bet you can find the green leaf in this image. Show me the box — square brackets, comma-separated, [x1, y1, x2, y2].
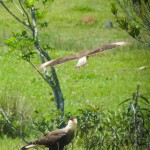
[40, 22, 48, 28]
[129, 25, 140, 38]
[111, 3, 118, 15]
[22, 31, 27, 36]
[119, 98, 131, 106]
[140, 95, 149, 104]
[36, 10, 48, 20]
[42, 0, 54, 5]
[127, 106, 131, 113]
[117, 18, 128, 30]
[24, 0, 38, 8]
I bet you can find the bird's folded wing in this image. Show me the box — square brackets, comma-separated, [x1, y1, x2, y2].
[36, 130, 67, 145]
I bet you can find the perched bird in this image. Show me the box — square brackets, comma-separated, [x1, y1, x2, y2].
[20, 118, 77, 150]
[39, 41, 128, 68]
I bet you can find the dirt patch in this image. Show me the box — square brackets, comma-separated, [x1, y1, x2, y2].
[80, 16, 96, 25]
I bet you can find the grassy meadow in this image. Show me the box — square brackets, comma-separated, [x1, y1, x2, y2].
[0, 0, 150, 149]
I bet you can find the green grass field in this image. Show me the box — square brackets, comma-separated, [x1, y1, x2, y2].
[0, 0, 150, 149]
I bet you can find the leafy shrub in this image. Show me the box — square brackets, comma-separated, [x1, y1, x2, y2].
[76, 86, 150, 150]
[76, 105, 129, 149]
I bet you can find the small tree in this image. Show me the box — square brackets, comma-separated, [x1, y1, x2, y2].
[111, 0, 150, 44]
[0, 0, 64, 114]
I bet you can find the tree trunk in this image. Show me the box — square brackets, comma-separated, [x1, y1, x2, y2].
[31, 7, 64, 114]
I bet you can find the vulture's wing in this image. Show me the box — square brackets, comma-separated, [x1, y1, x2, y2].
[20, 130, 67, 150]
[36, 129, 67, 146]
[40, 41, 128, 68]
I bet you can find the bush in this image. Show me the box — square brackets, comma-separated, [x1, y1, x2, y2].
[76, 86, 150, 150]
[76, 105, 129, 149]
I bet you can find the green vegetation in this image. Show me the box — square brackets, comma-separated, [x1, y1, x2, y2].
[0, 0, 150, 149]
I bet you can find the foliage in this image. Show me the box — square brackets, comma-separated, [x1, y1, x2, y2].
[76, 105, 129, 149]
[6, 31, 35, 61]
[76, 86, 150, 150]
[111, 0, 150, 44]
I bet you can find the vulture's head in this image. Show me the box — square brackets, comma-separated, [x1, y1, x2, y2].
[67, 118, 77, 130]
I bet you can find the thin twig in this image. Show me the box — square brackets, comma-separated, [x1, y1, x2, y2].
[0, 1, 32, 30]
[28, 60, 53, 86]
[18, 0, 33, 29]
[12, 0, 24, 16]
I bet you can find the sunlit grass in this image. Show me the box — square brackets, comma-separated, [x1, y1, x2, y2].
[56, 47, 150, 112]
[0, 137, 22, 150]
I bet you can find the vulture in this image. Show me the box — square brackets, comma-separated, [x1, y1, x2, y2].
[39, 41, 128, 68]
[20, 118, 77, 150]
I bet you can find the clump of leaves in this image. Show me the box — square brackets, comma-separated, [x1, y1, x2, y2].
[6, 31, 35, 62]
